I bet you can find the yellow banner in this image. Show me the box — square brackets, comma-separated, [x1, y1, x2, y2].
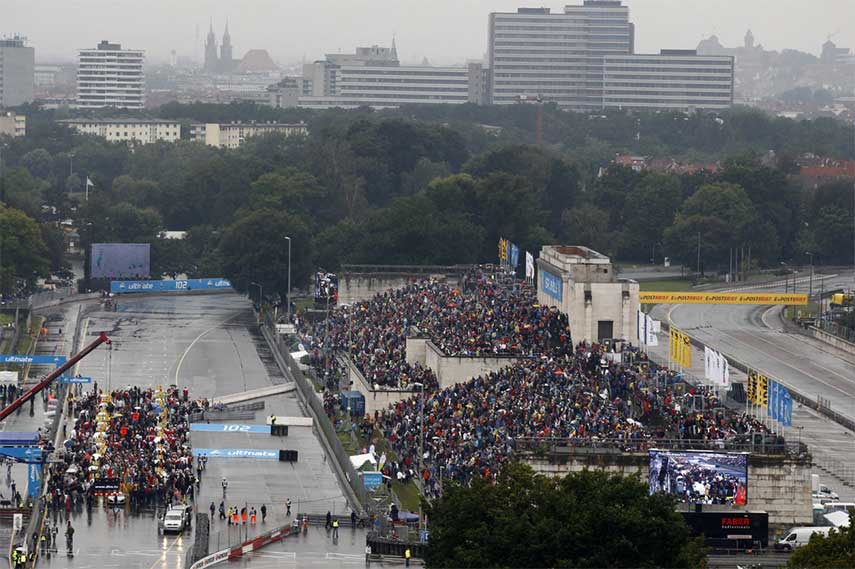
[668, 327, 692, 368]
[747, 371, 768, 406]
[639, 292, 808, 305]
[498, 238, 508, 262]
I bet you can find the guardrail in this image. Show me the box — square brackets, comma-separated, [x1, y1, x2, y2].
[260, 315, 369, 516]
[513, 436, 808, 457]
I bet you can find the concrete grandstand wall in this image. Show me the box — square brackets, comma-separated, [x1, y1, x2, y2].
[338, 265, 468, 306]
[524, 448, 812, 533]
[342, 356, 417, 415]
[424, 340, 521, 388]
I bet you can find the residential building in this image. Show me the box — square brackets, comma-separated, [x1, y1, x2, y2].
[34, 63, 77, 97]
[488, 2, 633, 109]
[0, 111, 26, 137]
[190, 121, 307, 149]
[0, 36, 35, 107]
[77, 41, 145, 109]
[602, 50, 734, 111]
[59, 118, 181, 144]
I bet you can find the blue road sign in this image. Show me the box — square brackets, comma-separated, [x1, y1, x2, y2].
[192, 448, 279, 459]
[111, 278, 232, 294]
[60, 376, 92, 384]
[190, 424, 270, 434]
[0, 354, 66, 366]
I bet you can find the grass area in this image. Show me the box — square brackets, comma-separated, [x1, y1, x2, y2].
[334, 414, 423, 512]
[14, 316, 44, 355]
[294, 297, 315, 312]
[639, 278, 695, 292]
[785, 302, 820, 320]
[0, 313, 13, 326]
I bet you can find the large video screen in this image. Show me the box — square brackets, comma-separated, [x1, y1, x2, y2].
[649, 450, 747, 505]
[91, 243, 151, 279]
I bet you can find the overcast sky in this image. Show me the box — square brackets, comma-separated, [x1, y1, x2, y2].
[6, 0, 855, 66]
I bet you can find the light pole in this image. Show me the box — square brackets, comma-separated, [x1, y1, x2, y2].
[805, 252, 814, 301]
[284, 236, 292, 321]
[250, 281, 263, 306]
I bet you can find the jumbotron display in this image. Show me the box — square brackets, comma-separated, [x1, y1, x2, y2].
[90, 243, 150, 279]
[649, 450, 748, 505]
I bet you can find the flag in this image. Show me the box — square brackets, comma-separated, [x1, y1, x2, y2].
[679, 331, 692, 368]
[525, 252, 535, 280]
[721, 352, 730, 388]
[704, 346, 712, 382]
[756, 374, 768, 407]
[510, 243, 520, 268]
[645, 314, 658, 346]
[746, 371, 757, 403]
[781, 388, 792, 427]
[86, 176, 95, 189]
[637, 310, 644, 344]
[498, 238, 508, 263]
[768, 380, 777, 420]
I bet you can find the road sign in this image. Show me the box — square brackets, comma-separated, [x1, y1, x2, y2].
[192, 448, 279, 459]
[190, 424, 270, 434]
[60, 376, 92, 384]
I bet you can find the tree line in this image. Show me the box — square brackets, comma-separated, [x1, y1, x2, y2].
[0, 102, 853, 298]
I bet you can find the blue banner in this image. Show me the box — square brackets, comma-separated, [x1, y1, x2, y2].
[541, 270, 562, 301]
[0, 354, 66, 366]
[362, 471, 383, 490]
[768, 380, 778, 421]
[192, 448, 279, 459]
[510, 244, 520, 268]
[190, 424, 271, 434]
[781, 388, 793, 427]
[111, 278, 232, 294]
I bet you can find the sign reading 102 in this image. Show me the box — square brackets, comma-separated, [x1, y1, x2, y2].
[221, 425, 251, 432]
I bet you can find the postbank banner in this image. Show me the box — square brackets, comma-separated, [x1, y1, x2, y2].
[639, 292, 807, 305]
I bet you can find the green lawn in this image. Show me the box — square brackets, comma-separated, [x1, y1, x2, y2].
[639, 279, 695, 292]
[0, 313, 13, 326]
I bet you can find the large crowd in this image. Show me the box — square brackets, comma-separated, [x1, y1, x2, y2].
[45, 385, 204, 516]
[301, 271, 769, 499]
[298, 270, 570, 389]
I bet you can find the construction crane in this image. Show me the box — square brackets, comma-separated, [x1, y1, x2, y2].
[0, 332, 111, 422]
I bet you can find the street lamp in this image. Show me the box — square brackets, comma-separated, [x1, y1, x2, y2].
[250, 281, 263, 306]
[284, 236, 292, 321]
[805, 252, 814, 300]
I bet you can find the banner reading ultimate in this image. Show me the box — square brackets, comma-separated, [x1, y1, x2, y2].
[111, 278, 232, 293]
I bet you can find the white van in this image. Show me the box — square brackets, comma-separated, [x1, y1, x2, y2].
[777, 526, 834, 551]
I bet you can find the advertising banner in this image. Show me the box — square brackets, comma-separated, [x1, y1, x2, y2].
[91, 243, 151, 279]
[541, 270, 562, 301]
[510, 243, 520, 268]
[525, 252, 535, 280]
[498, 238, 508, 263]
[362, 471, 384, 490]
[111, 278, 232, 294]
[639, 292, 807, 305]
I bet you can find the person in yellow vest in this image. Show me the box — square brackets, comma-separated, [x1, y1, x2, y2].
[226, 506, 232, 526]
[405, 547, 411, 567]
[331, 518, 339, 539]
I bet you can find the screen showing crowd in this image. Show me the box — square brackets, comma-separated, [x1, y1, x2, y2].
[649, 450, 748, 505]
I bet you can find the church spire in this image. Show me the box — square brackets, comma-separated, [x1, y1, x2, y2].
[391, 34, 398, 60]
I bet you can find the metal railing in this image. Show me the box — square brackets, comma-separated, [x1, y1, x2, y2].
[261, 315, 369, 516]
[513, 436, 808, 458]
[816, 320, 855, 344]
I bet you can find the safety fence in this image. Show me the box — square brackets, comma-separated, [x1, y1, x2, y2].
[816, 320, 855, 344]
[261, 316, 369, 516]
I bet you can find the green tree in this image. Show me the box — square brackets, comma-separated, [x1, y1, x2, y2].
[617, 173, 682, 260]
[246, 169, 325, 218]
[219, 208, 313, 297]
[0, 205, 50, 293]
[788, 510, 854, 568]
[4, 166, 47, 218]
[560, 205, 611, 254]
[664, 183, 756, 270]
[425, 463, 706, 569]
[20, 148, 54, 180]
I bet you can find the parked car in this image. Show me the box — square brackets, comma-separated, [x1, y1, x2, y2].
[162, 505, 192, 533]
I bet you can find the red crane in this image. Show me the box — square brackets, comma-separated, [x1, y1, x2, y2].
[0, 331, 111, 422]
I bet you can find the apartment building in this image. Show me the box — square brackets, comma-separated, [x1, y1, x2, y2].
[0, 111, 26, 137]
[189, 122, 308, 149]
[59, 118, 181, 144]
[77, 41, 145, 109]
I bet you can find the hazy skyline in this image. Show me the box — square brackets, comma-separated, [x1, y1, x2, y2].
[6, 0, 855, 66]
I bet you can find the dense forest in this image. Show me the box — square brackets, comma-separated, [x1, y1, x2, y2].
[1, 102, 853, 298]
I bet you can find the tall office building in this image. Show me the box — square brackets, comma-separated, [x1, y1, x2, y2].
[488, 2, 632, 109]
[0, 36, 35, 107]
[77, 41, 145, 109]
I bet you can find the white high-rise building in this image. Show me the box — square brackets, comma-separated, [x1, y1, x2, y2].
[0, 36, 35, 107]
[77, 41, 145, 109]
[488, 2, 633, 109]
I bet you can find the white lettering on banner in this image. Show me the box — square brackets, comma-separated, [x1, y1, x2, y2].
[190, 549, 229, 569]
[176, 280, 189, 289]
[222, 425, 250, 432]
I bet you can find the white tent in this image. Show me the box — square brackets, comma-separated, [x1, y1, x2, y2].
[349, 453, 377, 470]
[823, 510, 851, 528]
